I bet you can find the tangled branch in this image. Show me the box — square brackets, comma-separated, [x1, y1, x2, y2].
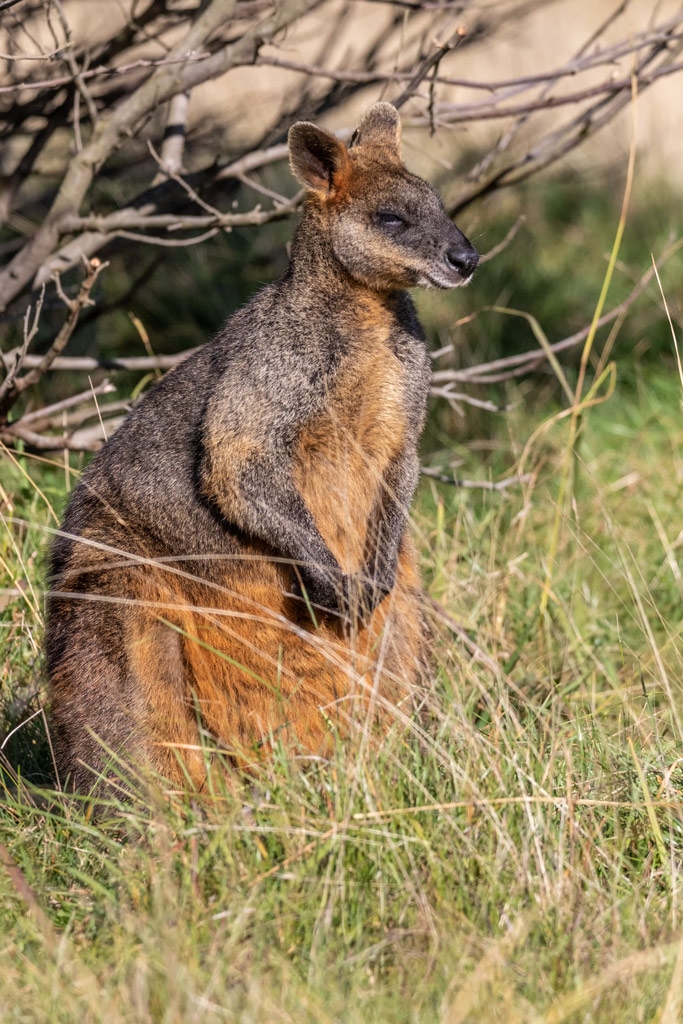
[1, 0, 682, 454]
[0, 0, 680, 311]
[1, 237, 677, 452]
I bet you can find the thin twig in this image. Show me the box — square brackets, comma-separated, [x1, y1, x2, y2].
[1, 416, 126, 451]
[0, 286, 45, 410]
[0, 51, 213, 94]
[0, 258, 107, 420]
[428, 388, 510, 412]
[421, 467, 532, 490]
[479, 214, 526, 264]
[19, 380, 116, 425]
[393, 24, 467, 110]
[0, 43, 72, 61]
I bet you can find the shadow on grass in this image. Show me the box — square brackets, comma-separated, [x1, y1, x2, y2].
[1, 694, 57, 793]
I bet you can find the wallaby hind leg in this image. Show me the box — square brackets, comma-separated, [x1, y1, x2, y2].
[48, 543, 425, 788]
[177, 591, 350, 762]
[175, 557, 425, 764]
[49, 586, 207, 793]
[126, 611, 208, 789]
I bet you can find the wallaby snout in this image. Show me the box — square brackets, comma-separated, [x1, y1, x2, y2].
[445, 240, 479, 282]
[427, 222, 479, 289]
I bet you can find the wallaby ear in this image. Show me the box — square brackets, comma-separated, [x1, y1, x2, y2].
[288, 122, 349, 193]
[350, 102, 401, 156]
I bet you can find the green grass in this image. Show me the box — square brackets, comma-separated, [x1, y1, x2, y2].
[1, 351, 682, 1021]
[2, 158, 682, 1021]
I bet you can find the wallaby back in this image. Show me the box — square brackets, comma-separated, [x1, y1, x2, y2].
[46, 103, 479, 792]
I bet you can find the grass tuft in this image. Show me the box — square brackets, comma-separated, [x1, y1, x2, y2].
[2, 353, 683, 1020]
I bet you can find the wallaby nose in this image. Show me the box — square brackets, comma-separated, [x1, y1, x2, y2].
[445, 245, 479, 279]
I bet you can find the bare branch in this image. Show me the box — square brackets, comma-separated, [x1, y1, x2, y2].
[4, 17, 678, 97]
[0, 43, 72, 60]
[31, 189, 304, 281]
[448, 28, 683, 213]
[393, 24, 467, 110]
[1, 417, 126, 451]
[152, 90, 191, 184]
[0, 350, 194, 374]
[421, 467, 533, 490]
[19, 381, 116, 427]
[42, 397, 133, 431]
[60, 192, 304, 234]
[0, 52, 213, 96]
[433, 60, 683, 125]
[216, 140, 308, 182]
[0, 287, 45, 412]
[115, 227, 221, 247]
[428, 388, 511, 413]
[0, 0, 323, 310]
[0, 259, 107, 420]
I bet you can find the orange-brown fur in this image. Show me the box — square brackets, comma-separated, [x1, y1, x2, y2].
[50, 529, 422, 790]
[46, 103, 477, 793]
[294, 296, 406, 573]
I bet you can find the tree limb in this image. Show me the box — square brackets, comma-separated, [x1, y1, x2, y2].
[0, 0, 322, 310]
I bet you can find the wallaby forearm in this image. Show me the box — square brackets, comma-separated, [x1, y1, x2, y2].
[200, 444, 351, 611]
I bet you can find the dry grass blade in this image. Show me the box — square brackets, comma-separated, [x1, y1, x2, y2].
[541, 942, 681, 1024]
[484, 306, 574, 403]
[660, 937, 683, 1024]
[651, 254, 683, 392]
[538, 71, 639, 620]
[440, 916, 535, 1024]
[0, 842, 59, 956]
[627, 735, 668, 867]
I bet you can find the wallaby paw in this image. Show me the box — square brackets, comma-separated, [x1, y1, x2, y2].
[289, 565, 394, 626]
[290, 567, 347, 619]
[340, 573, 391, 625]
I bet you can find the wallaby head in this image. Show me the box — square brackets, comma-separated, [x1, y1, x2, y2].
[288, 102, 478, 292]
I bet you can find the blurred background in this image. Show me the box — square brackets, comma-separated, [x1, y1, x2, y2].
[1, 0, 682, 459]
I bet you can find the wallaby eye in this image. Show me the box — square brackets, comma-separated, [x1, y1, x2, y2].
[376, 211, 405, 229]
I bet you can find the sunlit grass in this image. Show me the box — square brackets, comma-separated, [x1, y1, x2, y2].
[1, 350, 682, 1020]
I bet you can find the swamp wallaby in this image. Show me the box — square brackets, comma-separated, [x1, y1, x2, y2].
[46, 103, 478, 791]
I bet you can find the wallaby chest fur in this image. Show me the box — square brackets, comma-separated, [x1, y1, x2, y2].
[46, 103, 478, 791]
